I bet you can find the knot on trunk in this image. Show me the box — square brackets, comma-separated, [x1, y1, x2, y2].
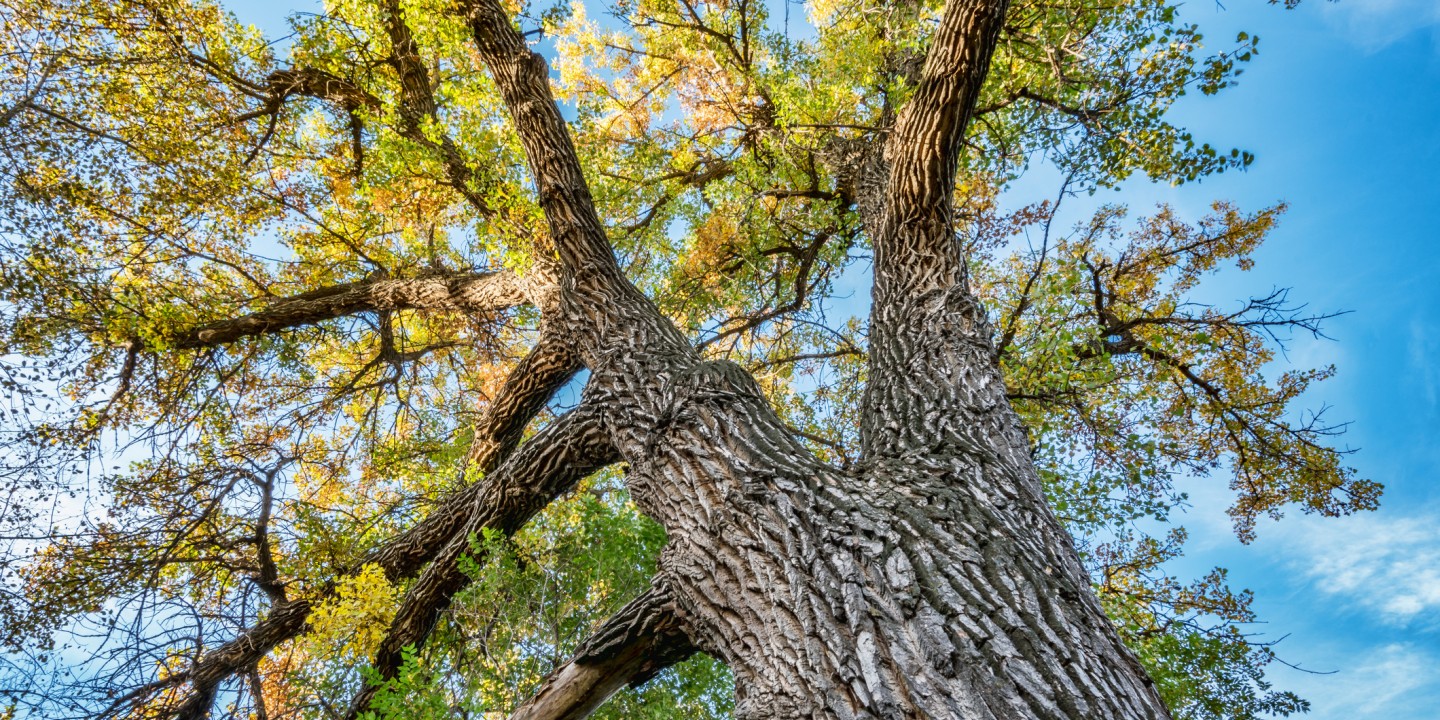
[941, 283, 998, 346]
[645, 359, 767, 448]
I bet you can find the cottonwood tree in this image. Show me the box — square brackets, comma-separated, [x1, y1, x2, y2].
[0, 0, 1372, 718]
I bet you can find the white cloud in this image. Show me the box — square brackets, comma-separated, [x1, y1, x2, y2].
[1280, 642, 1440, 720]
[1282, 513, 1440, 626]
[1320, 0, 1440, 52]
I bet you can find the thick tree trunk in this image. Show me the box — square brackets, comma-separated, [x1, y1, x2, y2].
[538, 0, 1173, 713]
[586, 334, 1167, 718]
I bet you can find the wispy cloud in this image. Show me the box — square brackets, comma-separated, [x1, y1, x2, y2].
[1320, 0, 1440, 52]
[1284, 513, 1440, 626]
[1283, 643, 1440, 720]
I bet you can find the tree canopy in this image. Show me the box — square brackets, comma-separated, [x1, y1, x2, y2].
[0, 0, 1372, 718]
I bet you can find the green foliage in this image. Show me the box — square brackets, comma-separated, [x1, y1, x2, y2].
[344, 471, 732, 718]
[954, 194, 1372, 717]
[1139, 630, 1308, 720]
[357, 647, 467, 720]
[974, 201, 1377, 540]
[1095, 529, 1309, 720]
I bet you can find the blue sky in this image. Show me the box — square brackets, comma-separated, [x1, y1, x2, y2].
[1082, 3, 1440, 717]
[224, 0, 1440, 716]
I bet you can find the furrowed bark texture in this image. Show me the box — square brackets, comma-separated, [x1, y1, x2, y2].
[599, 360, 1166, 717]
[862, 0, 1008, 457]
[462, 0, 622, 279]
[464, 331, 581, 473]
[455, 0, 1171, 717]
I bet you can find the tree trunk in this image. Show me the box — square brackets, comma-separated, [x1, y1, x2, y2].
[582, 313, 1167, 718]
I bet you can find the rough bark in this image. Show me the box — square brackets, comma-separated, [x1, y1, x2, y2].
[461, 0, 629, 281]
[464, 330, 582, 473]
[601, 360, 1166, 717]
[862, 0, 1009, 457]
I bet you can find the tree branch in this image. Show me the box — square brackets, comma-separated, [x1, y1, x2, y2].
[508, 585, 696, 720]
[230, 66, 380, 164]
[375, 0, 504, 216]
[138, 374, 600, 720]
[379, 0, 437, 123]
[874, 0, 1010, 299]
[860, 0, 1012, 458]
[997, 173, 1072, 358]
[465, 330, 582, 473]
[265, 67, 381, 113]
[459, 0, 621, 280]
[249, 460, 289, 604]
[163, 271, 527, 350]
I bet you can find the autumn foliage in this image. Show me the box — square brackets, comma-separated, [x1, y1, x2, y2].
[0, 0, 1367, 718]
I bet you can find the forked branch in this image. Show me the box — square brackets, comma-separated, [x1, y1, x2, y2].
[129, 373, 602, 720]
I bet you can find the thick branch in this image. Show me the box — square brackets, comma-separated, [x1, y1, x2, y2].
[165, 271, 526, 350]
[346, 405, 620, 719]
[459, 0, 620, 279]
[366, 336, 580, 578]
[380, 0, 438, 122]
[465, 331, 582, 473]
[861, 0, 1011, 458]
[508, 585, 696, 720]
[266, 67, 380, 113]
[166, 599, 313, 720]
[874, 0, 1010, 299]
